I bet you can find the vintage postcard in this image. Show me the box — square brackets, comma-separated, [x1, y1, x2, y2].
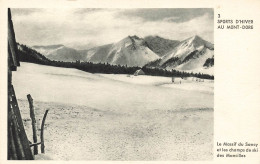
[0, 0, 259, 163]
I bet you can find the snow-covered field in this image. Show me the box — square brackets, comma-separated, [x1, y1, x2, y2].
[13, 62, 214, 160]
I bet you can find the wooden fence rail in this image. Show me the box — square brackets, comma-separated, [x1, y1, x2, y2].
[27, 94, 49, 154]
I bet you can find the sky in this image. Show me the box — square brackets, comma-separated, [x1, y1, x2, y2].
[11, 8, 214, 49]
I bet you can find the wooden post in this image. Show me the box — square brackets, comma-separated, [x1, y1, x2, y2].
[8, 8, 20, 67]
[27, 94, 38, 155]
[40, 110, 49, 153]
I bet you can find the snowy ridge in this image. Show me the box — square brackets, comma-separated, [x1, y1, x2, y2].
[161, 35, 213, 62]
[146, 35, 214, 75]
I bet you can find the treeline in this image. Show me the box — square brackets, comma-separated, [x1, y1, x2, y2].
[18, 43, 51, 64]
[203, 56, 214, 67]
[17, 43, 214, 80]
[142, 67, 214, 79]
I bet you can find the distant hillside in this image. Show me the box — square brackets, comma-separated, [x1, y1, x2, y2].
[18, 43, 51, 64]
[32, 44, 82, 62]
[78, 44, 114, 63]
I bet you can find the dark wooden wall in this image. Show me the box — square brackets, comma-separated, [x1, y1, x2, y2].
[7, 8, 34, 160]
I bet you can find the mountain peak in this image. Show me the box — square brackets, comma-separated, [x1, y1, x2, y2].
[184, 35, 213, 50]
[128, 35, 140, 40]
[115, 35, 145, 49]
[119, 35, 141, 44]
[193, 35, 200, 38]
[189, 35, 202, 41]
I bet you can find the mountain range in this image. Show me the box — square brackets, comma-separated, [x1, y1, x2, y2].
[31, 35, 214, 75]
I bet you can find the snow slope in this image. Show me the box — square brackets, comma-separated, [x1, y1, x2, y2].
[13, 62, 213, 160]
[175, 48, 214, 71]
[13, 62, 213, 111]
